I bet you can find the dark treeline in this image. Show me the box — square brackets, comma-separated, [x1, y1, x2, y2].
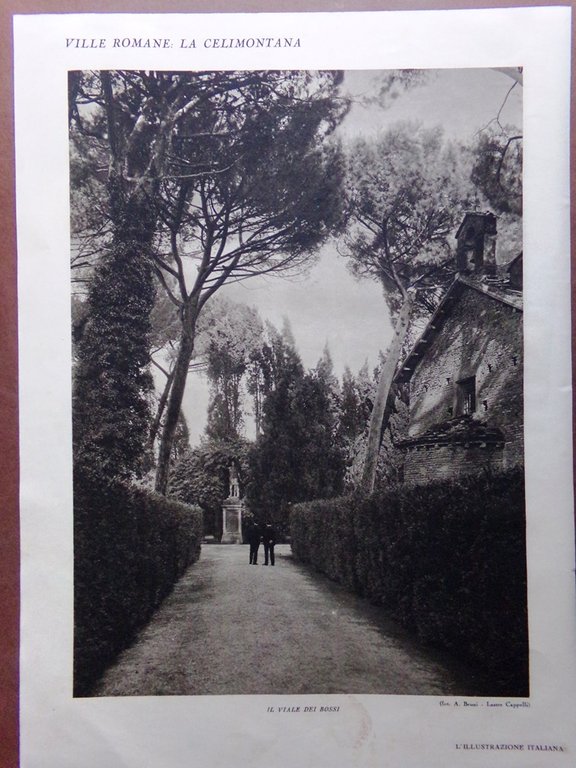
[70, 69, 522, 499]
[169, 313, 388, 537]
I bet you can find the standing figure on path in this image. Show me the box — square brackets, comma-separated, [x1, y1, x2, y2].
[248, 521, 262, 565]
[262, 523, 276, 566]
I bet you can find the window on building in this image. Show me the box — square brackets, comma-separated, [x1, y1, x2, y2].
[456, 376, 476, 415]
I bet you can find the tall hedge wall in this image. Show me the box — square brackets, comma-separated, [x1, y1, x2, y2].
[74, 468, 203, 696]
[290, 469, 528, 695]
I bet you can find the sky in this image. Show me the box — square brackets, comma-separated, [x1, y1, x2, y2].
[181, 68, 522, 445]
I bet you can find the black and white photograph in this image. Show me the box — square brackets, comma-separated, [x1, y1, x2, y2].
[13, 7, 575, 768]
[69, 67, 528, 699]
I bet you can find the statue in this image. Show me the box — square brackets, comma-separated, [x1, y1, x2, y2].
[220, 463, 244, 544]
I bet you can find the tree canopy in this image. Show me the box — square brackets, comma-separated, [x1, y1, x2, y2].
[201, 298, 264, 441]
[247, 338, 345, 533]
[69, 70, 349, 488]
[343, 123, 473, 309]
[341, 123, 475, 492]
[470, 126, 522, 216]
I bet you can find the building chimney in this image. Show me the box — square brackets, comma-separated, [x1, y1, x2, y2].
[455, 212, 497, 276]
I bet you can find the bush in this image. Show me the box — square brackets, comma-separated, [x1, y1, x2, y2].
[74, 466, 203, 696]
[290, 469, 528, 695]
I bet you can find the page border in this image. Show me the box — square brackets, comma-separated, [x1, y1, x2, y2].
[2, 3, 573, 768]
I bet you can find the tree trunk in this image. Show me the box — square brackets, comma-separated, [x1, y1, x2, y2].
[149, 366, 176, 448]
[361, 293, 415, 495]
[155, 301, 199, 494]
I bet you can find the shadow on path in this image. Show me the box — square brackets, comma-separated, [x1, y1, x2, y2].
[95, 544, 491, 697]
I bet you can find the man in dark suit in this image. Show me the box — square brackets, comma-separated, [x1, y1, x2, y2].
[262, 523, 276, 566]
[248, 522, 261, 565]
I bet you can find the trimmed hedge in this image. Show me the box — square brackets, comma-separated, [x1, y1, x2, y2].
[290, 469, 528, 695]
[74, 467, 203, 696]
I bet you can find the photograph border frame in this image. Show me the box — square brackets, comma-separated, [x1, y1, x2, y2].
[2, 3, 574, 767]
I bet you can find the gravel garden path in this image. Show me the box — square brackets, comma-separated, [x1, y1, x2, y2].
[95, 544, 487, 696]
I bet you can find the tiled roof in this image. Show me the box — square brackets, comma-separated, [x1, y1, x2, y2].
[395, 274, 523, 384]
[394, 415, 505, 450]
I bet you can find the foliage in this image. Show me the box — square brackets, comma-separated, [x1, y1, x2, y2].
[200, 298, 264, 441]
[69, 70, 350, 493]
[470, 126, 522, 216]
[343, 123, 473, 311]
[74, 465, 203, 696]
[340, 123, 477, 492]
[343, 370, 409, 493]
[338, 365, 370, 445]
[69, 125, 112, 290]
[290, 469, 528, 695]
[247, 318, 302, 435]
[149, 284, 182, 352]
[73, 238, 156, 481]
[147, 70, 349, 492]
[169, 437, 251, 538]
[338, 362, 380, 485]
[70, 70, 169, 481]
[247, 341, 345, 534]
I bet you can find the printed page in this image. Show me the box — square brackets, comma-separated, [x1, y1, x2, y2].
[13, 7, 575, 767]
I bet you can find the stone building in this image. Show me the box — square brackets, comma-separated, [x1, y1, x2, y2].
[395, 212, 523, 485]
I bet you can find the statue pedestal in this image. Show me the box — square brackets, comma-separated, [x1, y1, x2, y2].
[221, 498, 243, 544]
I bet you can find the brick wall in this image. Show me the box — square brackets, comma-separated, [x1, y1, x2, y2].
[405, 443, 505, 485]
[404, 286, 523, 483]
